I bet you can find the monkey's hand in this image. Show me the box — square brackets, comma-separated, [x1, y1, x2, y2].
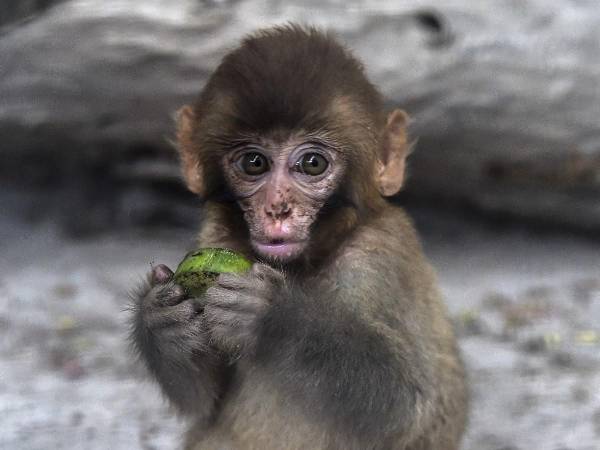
[204, 263, 283, 358]
[133, 264, 207, 356]
[130, 264, 219, 417]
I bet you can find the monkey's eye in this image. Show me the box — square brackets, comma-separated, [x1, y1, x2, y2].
[295, 153, 329, 176]
[240, 152, 269, 176]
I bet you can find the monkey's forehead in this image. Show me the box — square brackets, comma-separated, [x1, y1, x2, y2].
[195, 27, 384, 134]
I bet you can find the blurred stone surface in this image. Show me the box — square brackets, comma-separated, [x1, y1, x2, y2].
[1, 0, 600, 230]
[2, 199, 600, 450]
[0, 0, 63, 27]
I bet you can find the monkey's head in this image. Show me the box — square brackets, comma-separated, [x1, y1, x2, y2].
[176, 25, 410, 264]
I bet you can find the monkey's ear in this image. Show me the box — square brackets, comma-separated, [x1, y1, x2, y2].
[176, 105, 205, 197]
[376, 109, 411, 196]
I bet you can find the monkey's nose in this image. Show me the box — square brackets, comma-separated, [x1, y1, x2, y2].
[265, 202, 291, 220]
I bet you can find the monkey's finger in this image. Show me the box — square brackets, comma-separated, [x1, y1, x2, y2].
[210, 297, 265, 315]
[251, 263, 285, 284]
[205, 285, 240, 305]
[216, 272, 249, 291]
[145, 299, 197, 329]
[204, 301, 261, 328]
[204, 305, 240, 326]
[155, 282, 187, 307]
[205, 286, 266, 312]
[151, 264, 174, 286]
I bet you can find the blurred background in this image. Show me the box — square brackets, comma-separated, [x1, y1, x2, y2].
[1, 1, 599, 449]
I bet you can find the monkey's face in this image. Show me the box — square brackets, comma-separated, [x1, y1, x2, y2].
[222, 136, 345, 263]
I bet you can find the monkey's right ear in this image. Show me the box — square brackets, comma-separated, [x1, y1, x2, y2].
[176, 105, 205, 197]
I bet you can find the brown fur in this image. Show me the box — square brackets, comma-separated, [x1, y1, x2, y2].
[131, 24, 468, 450]
[176, 207, 468, 450]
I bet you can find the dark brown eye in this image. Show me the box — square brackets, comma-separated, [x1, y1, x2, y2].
[240, 152, 269, 176]
[296, 153, 328, 176]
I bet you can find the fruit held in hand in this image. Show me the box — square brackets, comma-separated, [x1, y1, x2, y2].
[174, 248, 252, 296]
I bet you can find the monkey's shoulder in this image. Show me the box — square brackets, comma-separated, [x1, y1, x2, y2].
[324, 205, 426, 277]
[351, 205, 421, 252]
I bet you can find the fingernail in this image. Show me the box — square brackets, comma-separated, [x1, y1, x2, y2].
[171, 284, 186, 297]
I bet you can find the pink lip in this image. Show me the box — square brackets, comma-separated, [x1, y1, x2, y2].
[252, 241, 306, 260]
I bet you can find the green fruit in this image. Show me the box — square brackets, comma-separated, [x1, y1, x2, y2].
[174, 248, 252, 296]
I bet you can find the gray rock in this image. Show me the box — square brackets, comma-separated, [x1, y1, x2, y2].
[1, 0, 599, 229]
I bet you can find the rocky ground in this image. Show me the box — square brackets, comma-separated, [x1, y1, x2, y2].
[1, 193, 599, 450]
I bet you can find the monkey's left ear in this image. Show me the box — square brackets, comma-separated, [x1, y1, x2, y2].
[376, 109, 411, 196]
[176, 105, 205, 197]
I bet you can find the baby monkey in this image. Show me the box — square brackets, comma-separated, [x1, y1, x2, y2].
[131, 25, 468, 450]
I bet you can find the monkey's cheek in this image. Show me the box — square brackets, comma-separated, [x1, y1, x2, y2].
[251, 240, 306, 262]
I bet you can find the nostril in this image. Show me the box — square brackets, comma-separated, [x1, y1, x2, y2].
[280, 206, 291, 219]
[266, 202, 291, 219]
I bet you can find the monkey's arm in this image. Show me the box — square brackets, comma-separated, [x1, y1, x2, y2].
[253, 261, 436, 444]
[130, 265, 225, 420]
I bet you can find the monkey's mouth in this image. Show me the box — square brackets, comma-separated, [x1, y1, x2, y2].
[252, 239, 306, 261]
